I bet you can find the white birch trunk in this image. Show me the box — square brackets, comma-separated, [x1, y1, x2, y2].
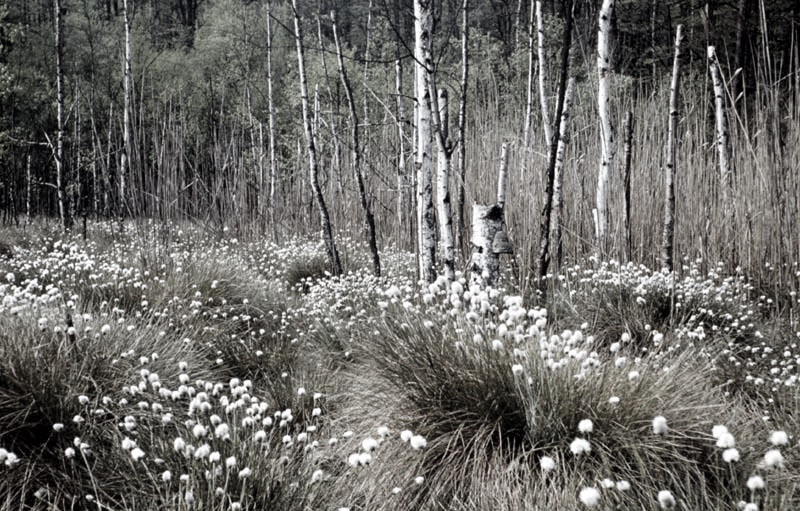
[434, 89, 455, 281]
[121, 0, 132, 215]
[455, 0, 469, 257]
[26, 153, 31, 224]
[622, 110, 634, 262]
[661, 25, 684, 272]
[522, 0, 535, 148]
[415, 0, 436, 283]
[708, 46, 733, 241]
[470, 204, 503, 289]
[396, 58, 406, 239]
[292, 0, 342, 276]
[536, 1, 553, 148]
[266, 1, 277, 241]
[551, 77, 575, 271]
[55, 0, 69, 229]
[595, 0, 615, 256]
[497, 141, 509, 209]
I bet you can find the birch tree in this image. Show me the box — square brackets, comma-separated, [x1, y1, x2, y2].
[266, 0, 277, 240]
[536, 1, 552, 148]
[622, 110, 634, 262]
[708, 46, 733, 256]
[551, 77, 575, 272]
[595, 0, 615, 257]
[292, 0, 342, 276]
[331, 10, 381, 277]
[121, 0, 132, 216]
[661, 25, 684, 272]
[415, 0, 436, 283]
[522, 0, 535, 147]
[537, 0, 573, 289]
[54, 0, 71, 230]
[433, 88, 455, 281]
[455, 0, 469, 258]
[395, 58, 408, 243]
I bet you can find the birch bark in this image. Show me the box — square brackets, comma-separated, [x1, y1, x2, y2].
[536, 1, 552, 148]
[121, 0, 132, 216]
[292, 0, 342, 276]
[55, 0, 71, 230]
[661, 25, 684, 272]
[551, 77, 575, 272]
[595, 0, 615, 257]
[708, 46, 733, 257]
[415, 0, 436, 283]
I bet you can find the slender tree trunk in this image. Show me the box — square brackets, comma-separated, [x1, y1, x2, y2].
[551, 77, 575, 273]
[708, 45, 733, 260]
[434, 88, 455, 281]
[395, 58, 408, 246]
[26, 153, 31, 224]
[522, 0, 536, 147]
[595, 0, 615, 258]
[362, 0, 373, 163]
[415, 0, 436, 283]
[497, 141, 509, 209]
[292, 0, 342, 276]
[537, 0, 573, 290]
[55, 0, 71, 230]
[121, 0, 132, 217]
[266, 1, 277, 241]
[536, 1, 553, 147]
[661, 25, 684, 272]
[455, 0, 469, 259]
[622, 110, 634, 262]
[332, 10, 381, 277]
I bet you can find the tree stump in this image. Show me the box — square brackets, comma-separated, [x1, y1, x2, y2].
[470, 204, 513, 288]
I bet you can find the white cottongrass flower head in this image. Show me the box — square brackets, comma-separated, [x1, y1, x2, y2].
[769, 430, 789, 446]
[762, 449, 784, 469]
[570, 437, 591, 456]
[511, 364, 524, 376]
[578, 419, 593, 434]
[722, 448, 740, 463]
[716, 432, 736, 449]
[742, 503, 758, 511]
[361, 437, 378, 452]
[539, 455, 556, 472]
[711, 424, 729, 439]
[238, 467, 252, 479]
[409, 435, 427, 450]
[578, 487, 601, 507]
[130, 447, 145, 462]
[657, 490, 676, 509]
[652, 416, 668, 435]
[400, 430, 413, 442]
[616, 480, 631, 491]
[746, 475, 765, 491]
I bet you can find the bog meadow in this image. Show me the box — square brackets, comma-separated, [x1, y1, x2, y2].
[1, 0, 799, 509]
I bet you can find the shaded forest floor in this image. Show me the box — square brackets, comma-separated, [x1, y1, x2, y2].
[0, 220, 799, 510]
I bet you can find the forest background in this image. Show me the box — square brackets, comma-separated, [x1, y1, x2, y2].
[0, 0, 799, 292]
